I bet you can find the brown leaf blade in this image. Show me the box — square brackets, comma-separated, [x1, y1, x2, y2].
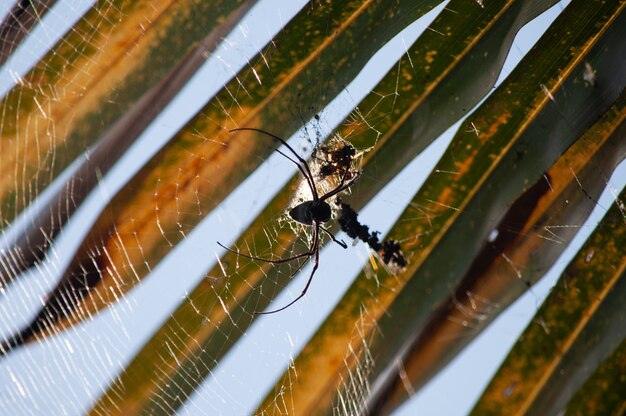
[470, 185, 626, 415]
[0, 0, 57, 66]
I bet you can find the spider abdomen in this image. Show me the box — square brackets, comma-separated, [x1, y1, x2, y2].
[289, 200, 331, 225]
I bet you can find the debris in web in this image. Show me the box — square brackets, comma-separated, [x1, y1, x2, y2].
[290, 135, 365, 215]
[336, 199, 407, 270]
[318, 141, 358, 179]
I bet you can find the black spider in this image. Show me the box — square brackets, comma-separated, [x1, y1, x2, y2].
[218, 127, 360, 314]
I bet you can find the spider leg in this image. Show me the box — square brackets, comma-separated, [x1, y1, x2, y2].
[319, 171, 361, 202]
[255, 223, 320, 315]
[230, 127, 319, 200]
[320, 226, 347, 249]
[217, 242, 314, 264]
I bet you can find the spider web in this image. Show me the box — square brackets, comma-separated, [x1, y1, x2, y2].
[0, 0, 624, 415]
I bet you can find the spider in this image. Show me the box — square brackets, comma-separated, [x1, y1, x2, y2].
[218, 127, 360, 314]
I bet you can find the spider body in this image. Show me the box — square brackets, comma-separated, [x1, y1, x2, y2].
[219, 127, 360, 314]
[289, 200, 332, 225]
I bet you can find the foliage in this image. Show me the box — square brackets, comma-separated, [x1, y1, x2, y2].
[0, 0, 624, 414]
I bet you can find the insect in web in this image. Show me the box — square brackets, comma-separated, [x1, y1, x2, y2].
[218, 127, 361, 314]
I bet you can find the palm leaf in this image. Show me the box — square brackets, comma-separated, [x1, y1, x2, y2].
[0, 0, 442, 356]
[89, 0, 562, 413]
[370, 88, 626, 414]
[257, 0, 626, 413]
[471, 184, 626, 415]
[1, 0, 624, 414]
[0, 0, 255, 284]
[564, 340, 626, 415]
